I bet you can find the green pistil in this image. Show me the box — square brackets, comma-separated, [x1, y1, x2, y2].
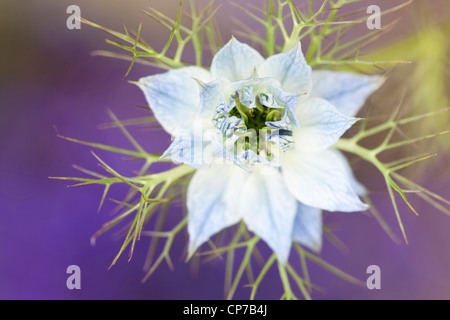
[266, 110, 282, 122]
[231, 91, 284, 133]
[234, 92, 250, 123]
[254, 95, 266, 114]
[229, 92, 287, 153]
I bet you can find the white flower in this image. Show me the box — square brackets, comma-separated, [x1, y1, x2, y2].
[137, 38, 383, 264]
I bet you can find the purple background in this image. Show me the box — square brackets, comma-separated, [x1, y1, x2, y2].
[1, 0, 449, 299]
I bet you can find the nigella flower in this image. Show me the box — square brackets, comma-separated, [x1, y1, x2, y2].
[137, 38, 383, 264]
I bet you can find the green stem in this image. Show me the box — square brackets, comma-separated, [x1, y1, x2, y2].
[334, 138, 385, 173]
[277, 262, 297, 300]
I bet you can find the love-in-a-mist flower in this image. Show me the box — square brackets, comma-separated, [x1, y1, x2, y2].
[137, 38, 383, 264]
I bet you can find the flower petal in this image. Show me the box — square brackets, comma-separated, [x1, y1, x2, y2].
[334, 150, 367, 196]
[292, 202, 322, 252]
[161, 126, 203, 169]
[294, 98, 358, 152]
[282, 148, 369, 212]
[197, 78, 230, 122]
[311, 70, 384, 117]
[257, 42, 312, 94]
[187, 165, 246, 256]
[210, 38, 265, 82]
[240, 166, 297, 264]
[138, 66, 211, 135]
[162, 121, 229, 169]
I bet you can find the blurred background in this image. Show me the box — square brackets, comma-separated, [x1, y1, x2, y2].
[0, 0, 449, 299]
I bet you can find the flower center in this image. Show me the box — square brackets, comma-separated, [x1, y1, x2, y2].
[229, 91, 283, 133]
[212, 80, 298, 169]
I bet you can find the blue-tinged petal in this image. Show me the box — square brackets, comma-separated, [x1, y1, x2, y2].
[257, 42, 312, 94]
[161, 127, 203, 169]
[282, 148, 369, 212]
[311, 70, 384, 117]
[138, 66, 211, 135]
[187, 165, 247, 257]
[267, 84, 301, 128]
[294, 98, 358, 153]
[291, 202, 322, 252]
[240, 166, 297, 264]
[197, 78, 230, 121]
[161, 120, 226, 169]
[210, 38, 265, 82]
[334, 150, 367, 196]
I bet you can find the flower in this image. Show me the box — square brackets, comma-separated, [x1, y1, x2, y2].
[137, 38, 383, 264]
